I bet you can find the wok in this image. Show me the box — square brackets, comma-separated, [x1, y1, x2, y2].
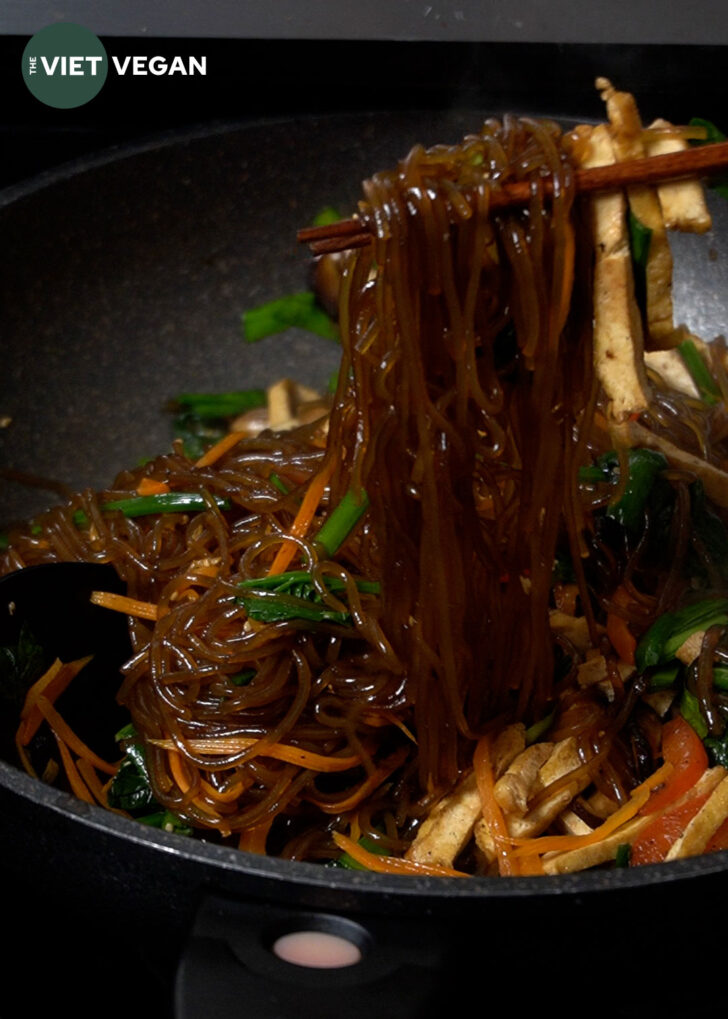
[2, 74, 728, 1018]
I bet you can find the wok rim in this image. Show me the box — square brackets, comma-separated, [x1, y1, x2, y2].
[4, 752, 728, 902]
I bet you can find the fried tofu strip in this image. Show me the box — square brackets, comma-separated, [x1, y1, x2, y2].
[569, 122, 651, 420]
[494, 743, 554, 815]
[542, 816, 651, 875]
[596, 77, 675, 344]
[666, 772, 728, 860]
[474, 737, 591, 864]
[405, 772, 482, 868]
[644, 347, 700, 398]
[644, 118, 712, 234]
[406, 724, 527, 868]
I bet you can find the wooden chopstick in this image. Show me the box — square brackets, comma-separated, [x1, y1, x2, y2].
[298, 140, 728, 254]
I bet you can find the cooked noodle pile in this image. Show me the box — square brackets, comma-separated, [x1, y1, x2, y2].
[5, 94, 728, 875]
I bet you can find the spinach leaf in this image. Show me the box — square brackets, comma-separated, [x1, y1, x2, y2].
[689, 118, 728, 200]
[0, 622, 47, 712]
[242, 291, 339, 344]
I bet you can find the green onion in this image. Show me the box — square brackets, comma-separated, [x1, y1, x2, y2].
[242, 291, 339, 344]
[237, 569, 380, 626]
[714, 666, 728, 691]
[635, 598, 728, 671]
[614, 843, 631, 868]
[238, 588, 351, 625]
[269, 472, 290, 495]
[230, 668, 256, 686]
[73, 492, 231, 527]
[315, 487, 370, 557]
[647, 662, 681, 691]
[311, 206, 344, 227]
[689, 118, 728, 200]
[677, 337, 721, 406]
[136, 810, 194, 835]
[236, 490, 374, 626]
[679, 688, 708, 739]
[170, 389, 267, 419]
[238, 569, 379, 596]
[628, 210, 652, 267]
[334, 835, 390, 870]
[580, 448, 668, 534]
[628, 211, 652, 316]
[525, 708, 555, 745]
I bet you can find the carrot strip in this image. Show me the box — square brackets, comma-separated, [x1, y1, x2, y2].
[361, 710, 418, 744]
[267, 457, 336, 576]
[90, 590, 161, 620]
[194, 430, 245, 468]
[168, 748, 192, 794]
[332, 831, 468, 877]
[151, 736, 362, 772]
[55, 737, 95, 804]
[76, 756, 111, 807]
[606, 585, 637, 665]
[17, 657, 63, 744]
[473, 734, 519, 876]
[136, 477, 170, 496]
[200, 776, 250, 803]
[18, 655, 93, 745]
[510, 761, 673, 857]
[34, 695, 117, 775]
[167, 748, 226, 822]
[306, 748, 408, 814]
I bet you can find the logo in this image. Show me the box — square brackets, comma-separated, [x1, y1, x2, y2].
[22, 23, 108, 109]
[22, 23, 208, 109]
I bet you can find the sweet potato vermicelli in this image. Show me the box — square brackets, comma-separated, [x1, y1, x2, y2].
[5, 84, 728, 875]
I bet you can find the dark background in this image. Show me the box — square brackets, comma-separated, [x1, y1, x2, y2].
[2, 35, 728, 191]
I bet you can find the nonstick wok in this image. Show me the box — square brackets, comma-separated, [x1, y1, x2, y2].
[2, 95, 728, 1019]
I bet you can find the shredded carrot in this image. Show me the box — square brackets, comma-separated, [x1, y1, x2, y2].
[90, 589, 161, 621]
[34, 695, 118, 775]
[267, 456, 336, 576]
[151, 736, 362, 772]
[510, 761, 673, 857]
[606, 585, 637, 665]
[332, 831, 467, 877]
[168, 748, 192, 794]
[55, 737, 95, 804]
[200, 775, 251, 803]
[307, 747, 409, 814]
[194, 430, 245, 468]
[136, 477, 170, 496]
[361, 710, 418, 744]
[18, 655, 93, 746]
[473, 733, 519, 876]
[167, 748, 227, 823]
[76, 756, 111, 807]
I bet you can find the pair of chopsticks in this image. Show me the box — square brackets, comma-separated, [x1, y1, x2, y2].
[298, 140, 728, 255]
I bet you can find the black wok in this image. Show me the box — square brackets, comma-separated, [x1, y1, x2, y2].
[2, 75, 728, 1019]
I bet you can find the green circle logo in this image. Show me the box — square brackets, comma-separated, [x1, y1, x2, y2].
[22, 23, 108, 109]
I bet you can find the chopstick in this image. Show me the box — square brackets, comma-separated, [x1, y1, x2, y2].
[298, 140, 728, 254]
